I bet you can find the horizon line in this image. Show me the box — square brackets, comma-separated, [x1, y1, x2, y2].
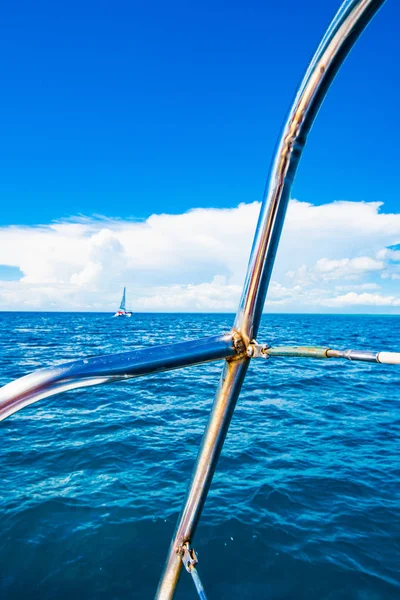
[0, 310, 399, 317]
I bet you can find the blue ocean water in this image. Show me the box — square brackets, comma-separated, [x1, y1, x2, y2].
[0, 312, 399, 600]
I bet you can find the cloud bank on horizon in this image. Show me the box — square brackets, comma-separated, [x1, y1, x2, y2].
[0, 199, 399, 313]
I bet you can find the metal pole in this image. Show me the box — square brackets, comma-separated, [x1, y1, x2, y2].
[247, 343, 400, 364]
[155, 1, 386, 597]
[155, 358, 248, 598]
[0, 334, 237, 422]
[235, 0, 386, 343]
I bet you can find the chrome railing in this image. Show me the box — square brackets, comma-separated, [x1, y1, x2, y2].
[0, 2, 393, 599]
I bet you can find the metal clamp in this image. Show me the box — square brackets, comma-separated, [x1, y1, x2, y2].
[179, 542, 198, 573]
[246, 341, 269, 359]
[178, 543, 208, 600]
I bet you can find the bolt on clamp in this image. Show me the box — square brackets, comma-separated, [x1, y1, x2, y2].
[246, 341, 269, 359]
[179, 542, 198, 572]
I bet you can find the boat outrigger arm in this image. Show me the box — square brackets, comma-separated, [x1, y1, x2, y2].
[1, 334, 398, 422]
[0, 1, 396, 599]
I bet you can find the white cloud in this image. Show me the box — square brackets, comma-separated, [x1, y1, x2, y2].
[136, 276, 242, 311]
[334, 283, 381, 292]
[315, 257, 384, 279]
[377, 246, 400, 262]
[324, 292, 400, 307]
[0, 199, 399, 312]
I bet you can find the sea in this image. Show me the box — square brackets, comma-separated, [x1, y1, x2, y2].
[0, 312, 399, 600]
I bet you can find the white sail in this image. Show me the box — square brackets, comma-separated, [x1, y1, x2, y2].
[114, 287, 132, 317]
[119, 287, 127, 312]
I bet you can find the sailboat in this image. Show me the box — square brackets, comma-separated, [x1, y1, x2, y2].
[113, 287, 132, 317]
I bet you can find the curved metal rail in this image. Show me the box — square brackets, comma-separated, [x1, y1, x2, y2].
[0, 1, 390, 599]
[0, 334, 237, 422]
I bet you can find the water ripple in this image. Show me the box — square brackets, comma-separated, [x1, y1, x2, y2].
[0, 312, 399, 599]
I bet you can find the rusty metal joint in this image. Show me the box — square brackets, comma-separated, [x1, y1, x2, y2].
[227, 330, 247, 361]
[246, 341, 269, 359]
[178, 542, 198, 573]
[178, 542, 209, 599]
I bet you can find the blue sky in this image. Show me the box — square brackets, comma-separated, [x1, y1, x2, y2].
[0, 0, 399, 312]
[1, 0, 399, 223]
